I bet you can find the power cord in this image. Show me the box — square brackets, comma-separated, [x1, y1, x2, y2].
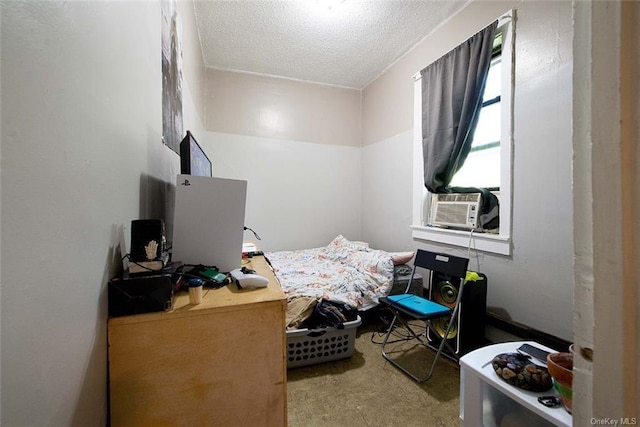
[244, 226, 262, 240]
[121, 254, 165, 273]
[467, 229, 481, 272]
[370, 314, 428, 345]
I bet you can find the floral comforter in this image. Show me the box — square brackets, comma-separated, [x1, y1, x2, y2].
[265, 235, 394, 311]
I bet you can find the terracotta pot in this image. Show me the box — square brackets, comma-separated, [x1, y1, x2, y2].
[547, 352, 573, 413]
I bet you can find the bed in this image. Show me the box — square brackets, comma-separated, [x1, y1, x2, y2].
[265, 235, 417, 330]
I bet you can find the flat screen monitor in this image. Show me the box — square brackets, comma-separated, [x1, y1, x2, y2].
[180, 130, 212, 177]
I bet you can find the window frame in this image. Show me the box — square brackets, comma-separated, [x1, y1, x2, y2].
[411, 12, 514, 256]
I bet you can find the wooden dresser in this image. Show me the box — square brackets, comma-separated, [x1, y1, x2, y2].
[107, 256, 287, 426]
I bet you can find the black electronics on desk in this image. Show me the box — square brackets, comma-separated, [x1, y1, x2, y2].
[180, 130, 212, 177]
[129, 219, 169, 275]
[108, 262, 182, 317]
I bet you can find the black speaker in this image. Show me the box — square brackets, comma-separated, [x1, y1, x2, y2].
[130, 219, 166, 262]
[426, 271, 487, 357]
[108, 271, 174, 317]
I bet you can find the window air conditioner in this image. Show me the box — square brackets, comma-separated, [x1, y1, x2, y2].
[429, 193, 481, 230]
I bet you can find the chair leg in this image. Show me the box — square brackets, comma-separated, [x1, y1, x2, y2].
[424, 319, 455, 381]
[425, 302, 464, 380]
[381, 312, 453, 383]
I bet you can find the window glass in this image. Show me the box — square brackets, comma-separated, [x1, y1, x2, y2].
[471, 102, 500, 148]
[450, 146, 500, 188]
[482, 59, 501, 101]
[450, 55, 501, 189]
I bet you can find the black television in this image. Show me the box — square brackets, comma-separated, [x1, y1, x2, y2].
[179, 130, 212, 177]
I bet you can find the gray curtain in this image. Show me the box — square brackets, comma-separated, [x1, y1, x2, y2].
[421, 21, 498, 193]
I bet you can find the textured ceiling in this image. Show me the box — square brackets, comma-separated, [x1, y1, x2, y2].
[193, 0, 468, 89]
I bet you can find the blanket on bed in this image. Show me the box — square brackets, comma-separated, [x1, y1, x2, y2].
[265, 235, 395, 312]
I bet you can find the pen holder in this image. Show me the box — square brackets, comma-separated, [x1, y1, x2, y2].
[188, 278, 204, 305]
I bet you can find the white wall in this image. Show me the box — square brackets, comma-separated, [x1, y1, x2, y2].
[361, 130, 414, 252]
[361, 1, 574, 340]
[203, 132, 362, 252]
[0, 1, 204, 424]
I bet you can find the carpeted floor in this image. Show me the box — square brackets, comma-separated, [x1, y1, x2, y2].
[286, 318, 461, 427]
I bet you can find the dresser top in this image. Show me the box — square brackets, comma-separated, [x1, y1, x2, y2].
[109, 255, 286, 325]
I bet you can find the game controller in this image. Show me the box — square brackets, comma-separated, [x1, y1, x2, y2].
[230, 267, 269, 289]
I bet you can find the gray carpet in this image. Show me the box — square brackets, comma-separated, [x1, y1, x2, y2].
[286, 320, 461, 427]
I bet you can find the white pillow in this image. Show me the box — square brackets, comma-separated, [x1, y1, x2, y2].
[389, 251, 415, 265]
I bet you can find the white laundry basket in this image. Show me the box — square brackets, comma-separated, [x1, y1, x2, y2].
[285, 316, 362, 368]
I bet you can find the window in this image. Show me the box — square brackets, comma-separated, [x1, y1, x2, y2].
[450, 52, 501, 189]
[411, 13, 513, 255]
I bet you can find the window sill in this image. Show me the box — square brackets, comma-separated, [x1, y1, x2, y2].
[411, 225, 511, 256]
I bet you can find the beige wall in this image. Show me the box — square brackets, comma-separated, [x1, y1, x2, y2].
[205, 69, 361, 147]
[619, 1, 640, 416]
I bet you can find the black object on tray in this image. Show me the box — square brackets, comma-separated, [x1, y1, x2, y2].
[491, 352, 553, 392]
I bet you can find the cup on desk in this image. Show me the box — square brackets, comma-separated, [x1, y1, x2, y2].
[188, 278, 204, 305]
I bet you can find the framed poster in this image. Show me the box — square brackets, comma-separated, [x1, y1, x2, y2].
[161, 0, 184, 153]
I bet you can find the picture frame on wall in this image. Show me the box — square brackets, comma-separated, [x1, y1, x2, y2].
[161, 0, 184, 154]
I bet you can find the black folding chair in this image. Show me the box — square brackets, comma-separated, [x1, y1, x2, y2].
[379, 249, 469, 382]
